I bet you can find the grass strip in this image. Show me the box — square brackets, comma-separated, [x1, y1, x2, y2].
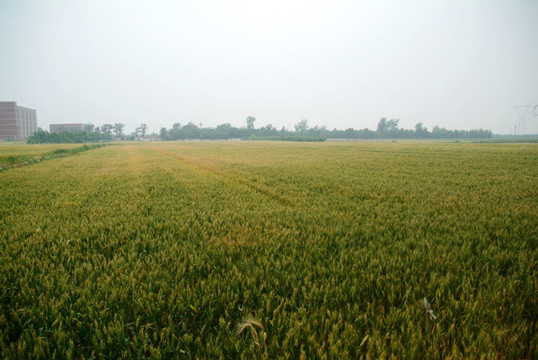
[0, 144, 107, 172]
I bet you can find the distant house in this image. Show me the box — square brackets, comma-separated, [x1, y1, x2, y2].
[50, 123, 85, 133]
[0, 101, 38, 139]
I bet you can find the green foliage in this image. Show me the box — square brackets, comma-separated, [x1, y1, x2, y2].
[294, 119, 309, 133]
[246, 116, 256, 130]
[0, 141, 536, 358]
[26, 129, 112, 144]
[158, 118, 492, 141]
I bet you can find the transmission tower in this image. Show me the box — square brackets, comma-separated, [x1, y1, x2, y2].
[512, 105, 533, 135]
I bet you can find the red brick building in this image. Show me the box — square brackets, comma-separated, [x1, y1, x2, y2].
[49, 123, 85, 133]
[0, 101, 38, 139]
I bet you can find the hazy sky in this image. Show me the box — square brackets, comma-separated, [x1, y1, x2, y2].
[1, 0, 537, 134]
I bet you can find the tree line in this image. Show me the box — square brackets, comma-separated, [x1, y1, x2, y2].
[26, 129, 113, 144]
[159, 117, 492, 140]
[26, 117, 492, 143]
[26, 123, 140, 143]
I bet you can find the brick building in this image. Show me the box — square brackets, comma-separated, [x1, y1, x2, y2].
[49, 123, 85, 133]
[0, 101, 38, 139]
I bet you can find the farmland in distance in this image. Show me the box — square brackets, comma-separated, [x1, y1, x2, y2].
[0, 141, 536, 359]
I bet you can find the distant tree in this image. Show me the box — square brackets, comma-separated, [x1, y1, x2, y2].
[415, 122, 429, 138]
[377, 117, 388, 137]
[259, 124, 277, 136]
[160, 127, 168, 140]
[101, 124, 113, 135]
[182, 122, 199, 139]
[26, 128, 112, 144]
[216, 123, 234, 139]
[246, 116, 256, 130]
[432, 126, 449, 138]
[167, 123, 181, 139]
[26, 128, 48, 143]
[263, 124, 274, 132]
[387, 119, 399, 132]
[140, 124, 148, 137]
[153, 119, 490, 142]
[113, 123, 125, 136]
[84, 124, 95, 132]
[294, 119, 308, 133]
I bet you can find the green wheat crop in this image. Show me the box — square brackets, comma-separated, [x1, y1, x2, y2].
[0, 141, 536, 359]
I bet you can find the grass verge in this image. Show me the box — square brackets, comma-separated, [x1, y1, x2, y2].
[0, 144, 107, 172]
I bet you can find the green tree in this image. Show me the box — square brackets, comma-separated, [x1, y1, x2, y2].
[113, 123, 125, 137]
[377, 117, 388, 137]
[101, 124, 113, 135]
[159, 127, 168, 140]
[168, 123, 181, 139]
[182, 122, 199, 139]
[415, 122, 429, 137]
[246, 116, 256, 130]
[140, 124, 148, 137]
[294, 119, 308, 133]
[387, 119, 399, 132]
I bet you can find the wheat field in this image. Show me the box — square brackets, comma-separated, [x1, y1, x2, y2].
[1, 141, 536, 359]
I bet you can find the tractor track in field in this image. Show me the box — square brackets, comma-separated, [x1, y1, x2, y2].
[147, 145, 295, 207]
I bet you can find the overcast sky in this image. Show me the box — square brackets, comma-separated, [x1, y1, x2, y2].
[1, 0, 537, 134]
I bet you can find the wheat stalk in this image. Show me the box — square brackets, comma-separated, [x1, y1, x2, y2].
[236, 316, 266, 347]
[423, 297, 437, 320]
